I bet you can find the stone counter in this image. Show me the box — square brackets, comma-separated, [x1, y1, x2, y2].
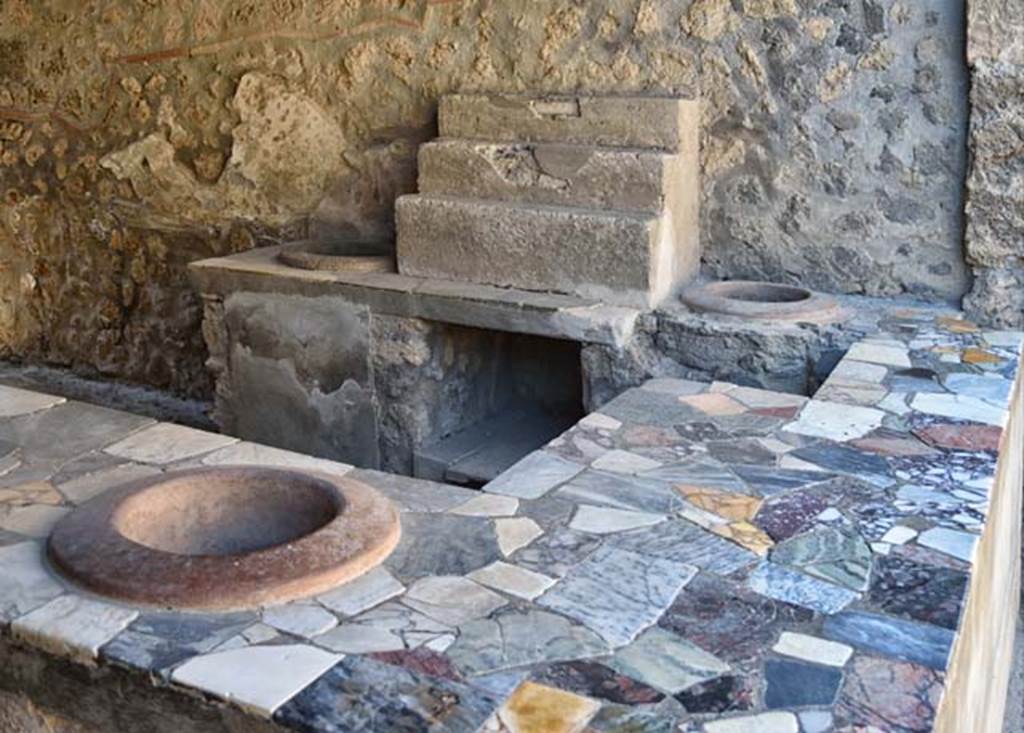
[0, 306, 1021, 732]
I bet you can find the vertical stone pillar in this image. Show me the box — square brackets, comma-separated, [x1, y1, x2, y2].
[963, 0, 1024, 326]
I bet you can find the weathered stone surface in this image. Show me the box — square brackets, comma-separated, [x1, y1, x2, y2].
[418, 140, 680, 213]
[396, 195, 684, 307]
[439, 94, 698, 151]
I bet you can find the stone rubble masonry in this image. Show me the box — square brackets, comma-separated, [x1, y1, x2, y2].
[964, 0, 1024, 327]
[398, 94, 700, 308]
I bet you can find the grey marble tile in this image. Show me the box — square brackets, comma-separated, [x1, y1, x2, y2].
[747, 562, 858, 615]
[385, 513, 501, 581]
[607, 520, 757, 576]
[822, 611, 955, 670]
[482, 450, 584, 500]
[771, 526, 873, 591]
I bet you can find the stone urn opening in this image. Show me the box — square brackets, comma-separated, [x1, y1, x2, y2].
[48, 466, 401, 611]
[277, 240, 395, 274]
[680, 280, 843, 323]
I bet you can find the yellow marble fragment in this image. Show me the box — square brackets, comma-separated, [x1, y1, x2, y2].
[963, 348, 1002, 365]
[497, 682, 600, 733]
[0, 481, 62, 506]
[711, 521, 774, 556]
[677, 485, 762, 522]
[938, 316, 980, 333]
[678, 392, 747, 416]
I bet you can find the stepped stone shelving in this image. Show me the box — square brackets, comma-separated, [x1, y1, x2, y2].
[397, 93, 701, 308]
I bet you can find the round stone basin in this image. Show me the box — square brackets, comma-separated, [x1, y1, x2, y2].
[48, 467, 401, 611]
[680, 280, 843, 324]
[277, 240, 395, 274]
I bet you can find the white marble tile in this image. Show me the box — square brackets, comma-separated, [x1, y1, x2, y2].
[314, 624, 404, 654]
[569, 505, 665, 535]
[483, 451, 584, 500]
[241, 623, 281, 644]
[828, 360, 889, 384]
[450, 494, 519, 517]
[578, 413, 623, 431]
[171, 644, 342, 717]
[105, 423, 238, 464]
[0, 542, 65, 622]
[468, 562, 556, 601]
[403, 576, 507, 626]
[983, 330, 1024, 348]
[723, 386, 807, 409]
[910, 393, 1007, 427]
[705, 712, 799, 733]
[0, 504, 70, 538]
[495, 517, 544, 557]
[13, 595, 138, 663]
[784, 400, 885, 441]
[845, 342, 912, 368]
[201, 441, 352, 476]
[877, 392, 912, 416]
[315, 602, 452, 654]
[609, 626, 729, 694]
[918, 527, 978, 563]
[262, 602, 338, 638]
[881, 526, 918, 545]
[317, 567, 404, 617]
[772, 632, 853, 667]
[57, 463, 162, 504]
[591, 450, 662, 474]
[0, 386, 66, 418]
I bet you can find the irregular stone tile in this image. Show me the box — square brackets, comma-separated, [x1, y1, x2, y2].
[659, 573, 812, 664]
[516, 493, 578, 530]
[386, 513, 501, 580]
[642, 457, 747, 493]
[104, 422, 237, 464]
[600, 389, 703, 427]
[468, 562, 555, 600]
[608, 627, 729, 695]
[447, 609, 608, 677]
[705, 438, 777, 466]
[314, 624, 405, 654]
[784, 401, 885, 441]
[538, 545, 698, 646]
[771, 526, 872, 591]
[590, 449, 662, 475]
[0, 386, 66, 417]
[713, 412, 787, 437]
[877, 392, 912, 415]
[532, 660, 664, 706]
[483, 451, 584, 499]
[944, 372, 1013, 405]
[674, 675, 755, 715]
[0, 480, 62, 507]
[621, 425, 685, 448]
[0, 503, 70, 538]
[962, 347, 1003, 365]
[730, 464, 829, 496]
[514, 528, 602, 578]
[201, 441, 352, 476]
[710, 521, 774, 556]
[100, 610, 255, 672]
[881, 525, 918, 544]
[815, 382, 887, 406]
[850, 434, 937, 457]
[275, 655, 497, 732]
[704, 711, 799, 733]
[348, 469, 476, 512]
[641, 378, 709, 397]
[451, 493, 519, 517]
[747, 562, 858, 615]
[495, 517, 543, 557]
[822, 611, 954, 670]
[937, 316, 979, 333]
[558, 470, 682, 513]
[754, 490, 829, 542]
[798, 710, 833, 733]
[835, 655, 942, 731]
[262, 603, 338, 638]
[369, 647, 462, 681]
[677, 485, 762, 522]
[867, 555, 968, 629]
[678, 392, 746, 416]
[723, 386, 807, 410]
[910, 393, 1007, 427]
[403, 576, 506, 626]
[242, 623, 281, 644]
[772, 632, 852, 667]
[57, 462, 162, 504]
[317, 567, 405, 617]
[764, 659, 842, 708]
[578, 413, 623, 431]
[0, 542, 65, 622]
[752, 405, 801, 419]
[569, 505, 665, 535]
[845, 342, 912, 368]
[587, 701, 682, 732]
[13, 595, 138, 664]
[787, 443, 891, 480]
[913, 423, 1002, 452]
[495, 681, 600, 733]
[828, 360, 889, 383]
[917, 526, 978, 563]
[608, 520, 757, 576]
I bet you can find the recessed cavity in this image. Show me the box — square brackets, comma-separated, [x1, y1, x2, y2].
[277, 240, 395, 273]
[713, 282, 812, 304]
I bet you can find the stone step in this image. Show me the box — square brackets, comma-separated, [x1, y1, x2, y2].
[418, 139, 694, 214]
[396, 195, 699, 307]
[439, 94, 700, 152]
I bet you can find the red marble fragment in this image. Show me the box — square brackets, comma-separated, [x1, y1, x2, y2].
[913, 424, 1002, 452]
[370, 648, 462, 681]
[836, 656, 942, 730]
[751, 406, 800, 419]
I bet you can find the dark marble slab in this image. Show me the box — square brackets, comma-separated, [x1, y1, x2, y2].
[822, 611, 955, 670]
[764, 659, 843, 709]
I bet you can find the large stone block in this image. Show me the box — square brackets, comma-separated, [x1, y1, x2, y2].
[439, 94, 699, 152]
[396, 195, 696, 307]
[418, 140, 693, 214]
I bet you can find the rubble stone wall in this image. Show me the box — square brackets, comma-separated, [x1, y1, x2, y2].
[0, 1, 977, 396]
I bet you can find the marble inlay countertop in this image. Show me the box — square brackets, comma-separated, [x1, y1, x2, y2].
[0, 306, 1020, 732]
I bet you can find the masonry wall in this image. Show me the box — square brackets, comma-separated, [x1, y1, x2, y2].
[0, 1, 974, 397]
